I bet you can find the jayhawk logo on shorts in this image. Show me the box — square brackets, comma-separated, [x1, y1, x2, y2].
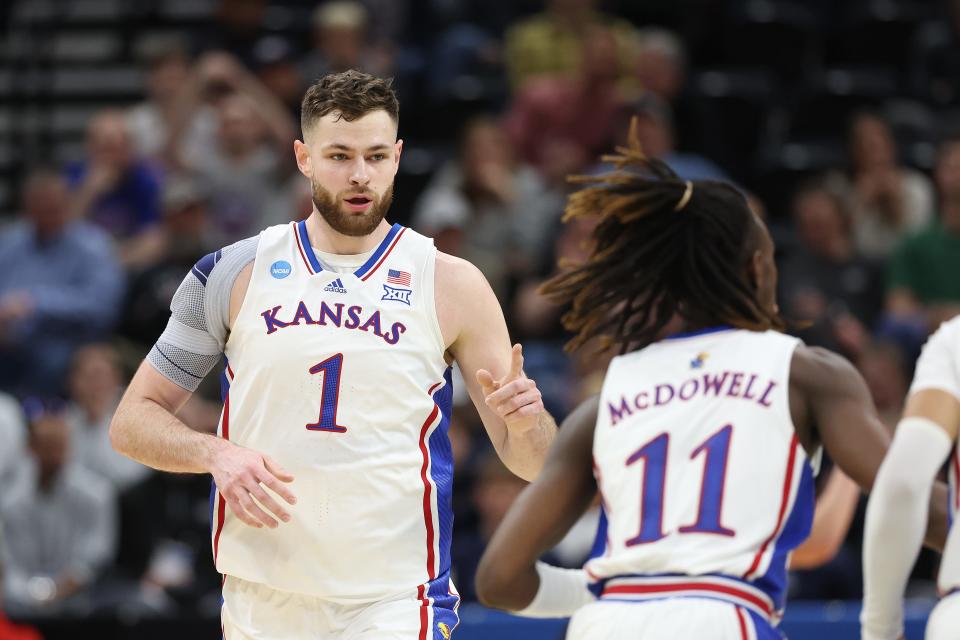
[437, 622, 451, 639]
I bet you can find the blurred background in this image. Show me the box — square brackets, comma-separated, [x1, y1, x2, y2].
[0, 0, 959, 638]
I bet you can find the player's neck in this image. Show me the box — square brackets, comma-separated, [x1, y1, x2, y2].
[304, 212, 392, 256]
[678, 320, 730, 335]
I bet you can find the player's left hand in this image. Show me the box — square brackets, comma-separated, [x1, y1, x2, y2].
[477, 344, 544, 430]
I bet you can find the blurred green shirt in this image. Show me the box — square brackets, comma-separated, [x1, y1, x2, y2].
[888, 223, 960, 303]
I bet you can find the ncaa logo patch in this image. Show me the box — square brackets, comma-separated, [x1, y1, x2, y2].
[270, 260, 292, 279]
[382, 284, 412, 305]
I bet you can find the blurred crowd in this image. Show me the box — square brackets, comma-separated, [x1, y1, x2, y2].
[1, 0, 960, 631]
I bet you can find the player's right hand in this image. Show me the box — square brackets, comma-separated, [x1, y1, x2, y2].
[209, 443, 296, 529]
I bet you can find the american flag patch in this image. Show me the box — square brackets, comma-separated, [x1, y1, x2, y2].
[387, 269, 411, 286]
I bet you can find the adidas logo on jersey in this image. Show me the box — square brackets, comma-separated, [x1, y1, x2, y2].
[324, 278, 348, 294]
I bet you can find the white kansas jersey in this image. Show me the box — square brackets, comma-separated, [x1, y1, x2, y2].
[211, 220, 457, 617]
[909, 315, 960, 596]
[586, 327, 814, 625]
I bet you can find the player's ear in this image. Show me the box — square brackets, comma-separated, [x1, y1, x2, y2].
[393, 139, 403, 175]
[294, 140, 312, 179]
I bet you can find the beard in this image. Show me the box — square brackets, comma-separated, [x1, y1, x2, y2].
[311, 180, 394, 237]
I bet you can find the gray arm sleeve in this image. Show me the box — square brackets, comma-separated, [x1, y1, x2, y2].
[146, 236, 258, 391]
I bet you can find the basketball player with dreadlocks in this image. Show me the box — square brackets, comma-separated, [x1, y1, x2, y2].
[474, 131, 949, 639]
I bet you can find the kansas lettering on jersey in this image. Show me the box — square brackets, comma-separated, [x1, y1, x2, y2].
[259, 301, 407, 345]
[209, 220, 458, 630]
[587, 328, 814, 626]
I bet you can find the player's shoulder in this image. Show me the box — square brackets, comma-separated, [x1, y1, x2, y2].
[638, 327, 795, 357]
[912, 317, 960, 400]
[435, 250, 475, 269]
[434, 251, 487, 286]
[190, 234, 260, 287]
[927, 316, 960, 347]
[914, 316, 960, 373]
[433, 252, 497, 325]
[790, 343, 860, 395]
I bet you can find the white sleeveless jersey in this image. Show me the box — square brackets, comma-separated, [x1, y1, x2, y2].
[210, 220, 458, 611]
[909, 316, 960, 596]
[586, 328, 814, 625]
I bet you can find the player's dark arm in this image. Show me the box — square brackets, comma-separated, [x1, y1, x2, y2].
[475, 396, 598, 611]
[790, 346, 948, 551]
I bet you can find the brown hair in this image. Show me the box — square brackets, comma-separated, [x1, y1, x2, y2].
[300, 70, 399, 134]
[541, 121, 783, 354]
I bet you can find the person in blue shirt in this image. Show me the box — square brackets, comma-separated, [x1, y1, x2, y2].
[0, 169, 125, 395]
[66, 110, 163, 250]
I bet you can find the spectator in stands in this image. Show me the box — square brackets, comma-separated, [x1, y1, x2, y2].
[513, 215, 597, 345]
[789, 466, 860, 571]
[200, 0, 268, 69]
[127, 38, 217, 165]
[503, 0, 638, 90]
[511, 214, 609, 418]
[0, 402, 116, 614]
[885, 137, 960, 340]
[451, 452, 527, 602]
[632, 27, 712, 156]
[354, 0, 410, 45]
[0, 555, 43, 640]
[0, 393, 27, 490]
[627, 95, 729, 182]
[67, 110, 164, 251]
[0, 170, 124, 395]
[63, 344, 184, 582]
[166, 52, 297, 243]
[505, 25, 628, 183]
[856, 340, 909, 431]
[916, 1, 960, 106]
[413, 116, 563, 298]
[299, 1, 393, 83]
[426, 18, 504, 106]
[828, 111, 934, 261]
[252, 36, 304, 118]
[120, 179, 216, 348]
[633, 28, 686, 105]
[122, 178, 212, 274]
[65, 345, 149, 492]
[778, 181, 883, 358]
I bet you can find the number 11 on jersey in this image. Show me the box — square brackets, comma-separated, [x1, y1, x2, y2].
[625, 424, 736, 546]
[306, 353, 348, 433]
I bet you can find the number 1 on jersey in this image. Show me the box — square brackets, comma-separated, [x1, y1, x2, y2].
[625, 433, 669, 545]
[678, 425, 736, 536]
[306, 353, 348, 433]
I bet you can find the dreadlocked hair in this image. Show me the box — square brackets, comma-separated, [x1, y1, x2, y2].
[541, 127, 784, 354]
